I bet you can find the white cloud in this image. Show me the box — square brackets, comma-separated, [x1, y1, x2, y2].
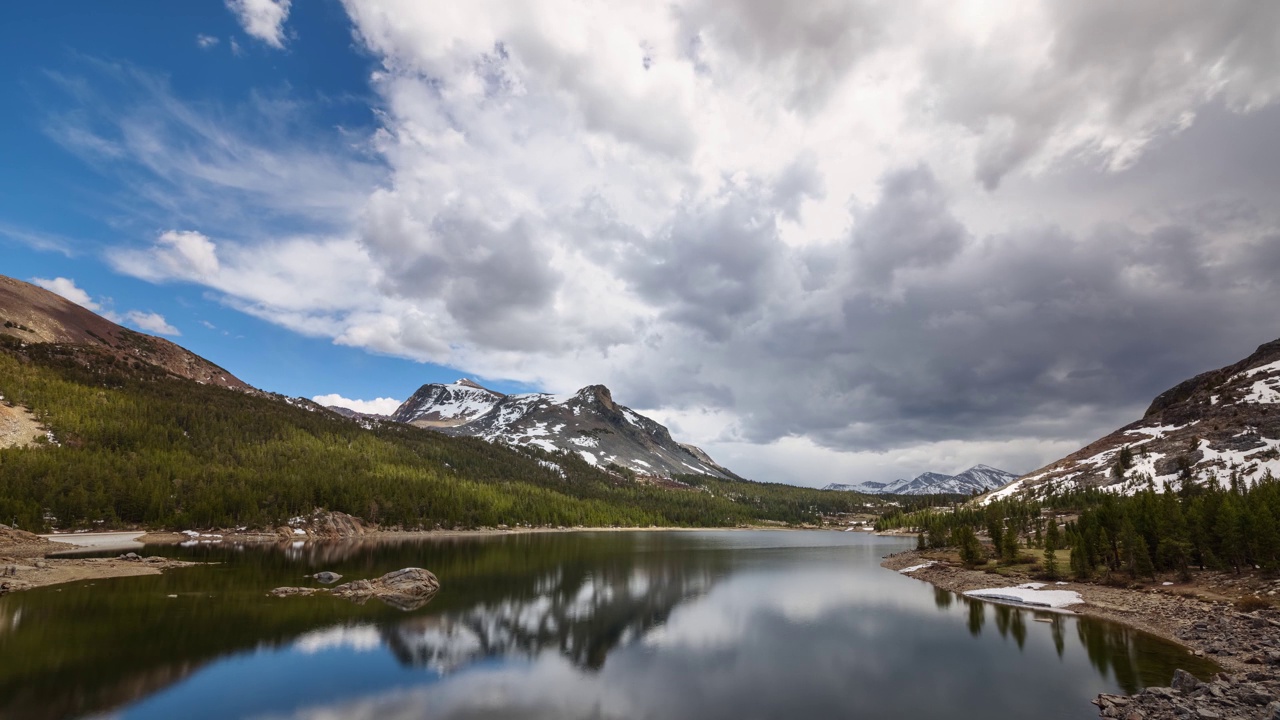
[30, 276, 100, 311]
[124, 311, 181, 336]
[312, 394, 403, 416]
[196, 34, 220, 50]
[55, 3, 1280, 484]
[226, 0, 291, 49]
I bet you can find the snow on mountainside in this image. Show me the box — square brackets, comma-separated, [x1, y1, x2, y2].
[986, 337, 1280, 503]
[824, 465, 1017, 495]
[390, 380, 737, 480]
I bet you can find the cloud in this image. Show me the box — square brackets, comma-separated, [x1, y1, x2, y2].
[124, 311, 180, 336]
[30, 276, 101, 311]
[311, 394, 403, 416]
[48, 4, 1280, 484]
[112, 230, 221, 282]
[196, 34, 220, 50]
[226, 0, 291, 49]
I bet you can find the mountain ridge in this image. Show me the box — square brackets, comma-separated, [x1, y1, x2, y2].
[0, 275, 249, 392]
[986, 337, 1280, 502]
[389, 379, 737, 480]
[824, 464, 1017, 495]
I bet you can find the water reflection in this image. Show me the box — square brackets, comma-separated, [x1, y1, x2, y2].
[0, 532, 1220, 720]
[937, 590, 1216, 695]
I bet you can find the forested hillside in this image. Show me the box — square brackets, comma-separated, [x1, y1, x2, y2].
[0, 336, 873, 531]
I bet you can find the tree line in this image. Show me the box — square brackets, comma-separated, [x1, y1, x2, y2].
[0, 337, 875, 532]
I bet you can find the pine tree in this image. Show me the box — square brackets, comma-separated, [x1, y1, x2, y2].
[1001, 522, 1019, 564]
[1043, 515, 1060, 579]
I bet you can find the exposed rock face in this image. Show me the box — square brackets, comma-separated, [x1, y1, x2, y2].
[0, 274, 250, 391]
[991, 338, 1280, 501]
[271, 568, 440, 611]
[390, 379, 737, 479]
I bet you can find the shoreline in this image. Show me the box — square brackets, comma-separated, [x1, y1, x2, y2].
[3, 523, 829, 594]
[881, 549, 1280, 719]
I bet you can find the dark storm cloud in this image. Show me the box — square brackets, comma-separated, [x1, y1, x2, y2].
[617, 160, 1280, 452]
[361, 194, 563, 351]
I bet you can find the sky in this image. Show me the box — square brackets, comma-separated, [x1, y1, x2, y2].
[3, 1, 1280, 487]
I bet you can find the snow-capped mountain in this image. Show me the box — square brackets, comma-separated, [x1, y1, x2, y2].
[824, 465, 1017, 495]
[390, 380, 737, 480]
[986, 337, 1280, 503]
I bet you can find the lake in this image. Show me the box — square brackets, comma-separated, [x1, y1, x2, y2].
[0, 530, 1217, 719]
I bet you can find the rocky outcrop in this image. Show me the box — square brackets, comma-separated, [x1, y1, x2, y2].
[276, 510, 368, 539]
[270, 567, 440, 611]
[1095, 671, 1280, 719]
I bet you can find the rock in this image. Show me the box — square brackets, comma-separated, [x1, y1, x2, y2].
[1171, 669, 1202, 693]
[117, 552, 141, 561]
[269, 586, 319, 598]
[33, 560, 46, 569]
[332, 568, 440, 611]
[312, 571, 342, 584]
[271, 568, 439, 611]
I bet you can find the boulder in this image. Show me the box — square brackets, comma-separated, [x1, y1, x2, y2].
[1171, 668, 1202, 693]
[271, 568, 439, 611]
[312, 571, 342, 584]
[332, 567, 440, 610]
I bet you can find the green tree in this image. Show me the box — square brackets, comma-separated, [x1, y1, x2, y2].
[1043, 515, 1060, 579]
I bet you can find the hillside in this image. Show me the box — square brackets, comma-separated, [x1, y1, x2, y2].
[391, 380, 737, 479]
[0, 275, 248, 391]
[987, 337, 1280, 502]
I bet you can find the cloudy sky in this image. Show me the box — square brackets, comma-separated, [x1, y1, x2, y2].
[3, 1, 1280, 486]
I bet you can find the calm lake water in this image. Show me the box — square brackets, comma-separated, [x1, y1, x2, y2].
[0, 530, 1217, 720]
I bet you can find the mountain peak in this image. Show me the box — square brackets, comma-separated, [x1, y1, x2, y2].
[393, 379, 731, 479]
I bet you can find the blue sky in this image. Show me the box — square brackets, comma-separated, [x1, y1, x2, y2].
[0, 0, 530, 410]
[3, 1, 1279, 485]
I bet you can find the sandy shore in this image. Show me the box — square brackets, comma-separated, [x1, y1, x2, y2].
[0, 555, 204, 593]
[881, 549, 1280, 675]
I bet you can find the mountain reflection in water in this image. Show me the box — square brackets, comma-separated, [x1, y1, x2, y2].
[0, 531, 1217, 720]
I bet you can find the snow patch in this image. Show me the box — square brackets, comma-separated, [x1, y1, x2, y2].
[899, 561, 935, 574]
[963, 586, 1083, 609]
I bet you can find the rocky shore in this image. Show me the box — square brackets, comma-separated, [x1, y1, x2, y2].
[882, 550, 1280, 718]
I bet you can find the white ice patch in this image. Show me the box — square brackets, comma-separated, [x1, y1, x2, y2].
[964, 586, 1083, 609]
[1242, 377, 1280, 404]
[899, 561, 935, 574]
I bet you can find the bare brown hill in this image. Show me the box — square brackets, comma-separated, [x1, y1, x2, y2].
[0, 275, 249, 391]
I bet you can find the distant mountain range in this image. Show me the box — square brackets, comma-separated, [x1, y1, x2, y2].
[388, 379, 737, 480]
[987, 337, 1280, 502]
[824, 465, 1018, 495]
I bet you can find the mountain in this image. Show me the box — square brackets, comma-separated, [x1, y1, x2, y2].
[391, 380, 736, 479]
[824, 465, 1017, 495]
[987, 338, 1280, 502]
[0, 275, 248, 391]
